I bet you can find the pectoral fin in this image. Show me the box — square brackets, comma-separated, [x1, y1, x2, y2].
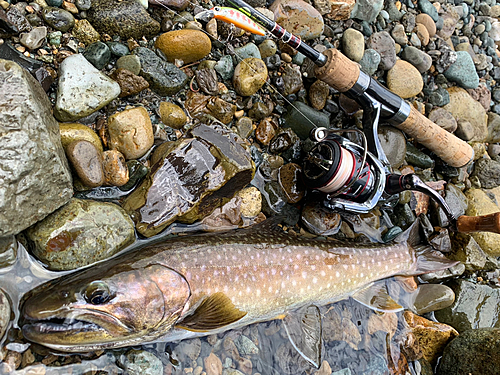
[283, 305, 322, 369]
[175, 292, 247, 332]
[352, 281, 403, 313]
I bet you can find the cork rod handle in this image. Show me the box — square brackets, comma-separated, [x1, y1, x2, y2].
[456, 213, 500, 234]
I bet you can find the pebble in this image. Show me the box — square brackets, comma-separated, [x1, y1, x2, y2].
[418, 0, 439, 22]
[124, 350, 163, 375]
[155, 29, 211, 64]
[158, 101, 187, 129]
[350, 0, 383, 23]
[443, 87, 488, 142]
[412, 284, 455, 314]
[235, 116, 254, 139]
[280, 63, 302, 95]
[214, 55, 234, 80]
[386, 60, 423, 98]
[377, 126, 406, 167]
[255, 117, 278, 145]
[405, 143, 434, 169]
[443, 51, 479, 90]
[103, 149, 129, 186]
[489, 21, 500, 41]
[234, 42, 262, 63]
[301, 202, 341, 235]
[107, 106, 154, 159]
[133, 46, 188, 96]
[107, 41, 129, 57]
[258, 39, 277, 59]
[308, 79, 330, 110]
[415, 23, 430, 46]
[41, 6, 74, 32]
[83, 41, 111, 70]
[0, 289, 10, 340]
[110, 68, 149, 97]
[236, 186, 262, 217]
[278, 163, 304, 203]
[428, 108, 457, 132]
[26, 198, 135, 270]
[342, 28, 364, 62]
[455, 119, 475, 141]
[66, 140, 104, 188]
[367, 31, 396, 70]
[19, 26, 46, 50]
[72, 19, 100, 45]
[391, 24, 408, 45]
[54, 54, 121, 122]
[205, 353, 222, 375]
[116, 54, 141, 76]
[59, 123, 103, 154]
[283, 101, 329, 139]
[467, 84, 491, 112]
[359, 48, 381, 75]
[487, 112, 500, 143]
[270, 0, 324, 40]
[233, 57, 268, 96]
[87, 0, 160, 39]
[415, 13, 436, 36]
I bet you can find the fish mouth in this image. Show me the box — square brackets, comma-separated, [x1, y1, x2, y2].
[23, 317, 105, 336]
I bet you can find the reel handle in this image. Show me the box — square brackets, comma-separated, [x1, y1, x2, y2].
[314, 49, 474, 168]
[456, 213, 500, 234]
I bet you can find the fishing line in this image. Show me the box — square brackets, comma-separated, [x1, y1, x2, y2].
[151, 0, 324, 132]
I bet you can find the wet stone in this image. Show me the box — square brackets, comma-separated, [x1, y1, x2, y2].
[283, 101, 329, 139]
[449, 232, 488, 271]
[41, 7, 74, 32]
[255, 117, 278, 146]
[258, 39, 277, 59]
[119, 160, 148, 191]
[87, 0, 160, 39]
[155, 29, 211, 64]
[269, 0, 324, 40]
[133, 47, 188, 96]
[233, 42, 261, 63]
[278, 163, 305, 204]
[124, 350, 163, 375]
[107, 106, 154, 160]
[106, 41, 129, 57]
[196, 68, 219, 96]
[102, 149, 128, 187]
[5, 6, 31, 34]
[83, 41, 110, 70]
[377, 126, 406, 168]
[116, 54, 141, 76]
[359, 48, 381, 75]
[279, 63, 303, 96]
[235, 116, 253, 139]
[405, 143, 434, 169]
[214, 55, 234, 80]
[0, 236, 17, 268]
[110, 68, 150, 98]
[236, 186, 262, 218]
[206, 97, 236, 125]
[19, 26, 46, 50]
[205, 353, 222, 375]
[72, 19, 100, 45]
[59, 122, 103, 153]
[248, 101, 272, 121]
[158, 101, 187, 130]
[26, 198, 135, 270]
[233, 57, 268, 97]
[66, 140, 104, 188]
[0, 289, 10, 340]
[308, 79, 329, 110]
[412, 284, 455, 315]
[301, 201, 341, 235]
[269, 127, 299, 154]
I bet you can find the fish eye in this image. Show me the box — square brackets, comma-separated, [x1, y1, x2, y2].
[214, 6, 220, 10]
[84, 281, 111, 305]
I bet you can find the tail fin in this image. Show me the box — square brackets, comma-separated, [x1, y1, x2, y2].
[395, 219, 460, 275]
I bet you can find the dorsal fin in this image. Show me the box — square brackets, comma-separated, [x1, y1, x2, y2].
[352, 281, 403, 313]
[175, 292, 247, 332]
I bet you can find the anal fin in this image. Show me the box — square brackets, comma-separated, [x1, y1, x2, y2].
[352, 281, 403, 313]
[283, 305, 322, 369]
[175, 292, 246, 332]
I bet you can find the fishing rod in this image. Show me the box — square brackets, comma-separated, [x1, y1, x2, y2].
[195, 0, 500, 235]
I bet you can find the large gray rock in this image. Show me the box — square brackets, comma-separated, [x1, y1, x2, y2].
[0, 59, 73, 237]
[54, 54, 121, 121]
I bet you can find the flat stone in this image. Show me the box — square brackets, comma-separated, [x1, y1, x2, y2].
[412, 284, 455, 314]
[443, 87, 487, 142]
[387, 60, 423, 98]
[415, 23, 430, 46]
[377, 126, 406, 168]
[0, 59, 73, 237]
[322, 0, 355, 20]
[66, 140, 104, 188]
[444, 51, 479, 89]
[342, 28, 365, 62]
[155, 29, 211, 64]
[391, 24, 408, 45]
[270, 0, 324, 40]
[87, 0, 160, 39]
[54, 54, 121, 121]
[359, 48, 381, 75]
[233, 57, 267, 96]
[109, 68, 149, 98]
[107, 106, 154, 160]
[415, 13, 436, 37]
[25, 198, 135, 270]
[428, 108, 457, 132]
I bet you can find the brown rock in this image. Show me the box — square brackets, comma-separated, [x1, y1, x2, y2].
[149, 0, 188, 10]
[60, 122, 103, 153]
[278, 163, 305, 203]
[428, 108, 458, 133]
[72, 19, 100, 45]
[102, 149, 129, 186]
[467, 83, 491, 111]
[309, 79, 330, 110]
[403, 311, 458, 365]
[367, 312, 398, 338]
[233, 58, 268, 96]
[415, 13, 436, 37]
[415, 23, 430, 46]
[386, 60, 423, 98]
[66, 140, 104, 188]
[204, 353, 222, 375]
[438, 12, 459, 39]
[255, 117, 278, 145]
[155, 29, 211, 64]
[107, 106, 154, 159]
[158, 101, 187, 129]
[206, 97, 236, 124]
[270, 0, 324, 40]
[110, 68, 149, 98]
[326, 0, 355, 19]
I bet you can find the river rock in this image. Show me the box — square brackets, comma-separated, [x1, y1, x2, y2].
[449, 232, 490, 271]
[0, 289, 10, 340]
[66, 140, 104, 188]
[412, 284, 455, 314]
[283, 101, 329, 139]
[107, 106, 154, 160]
[0, 59, 72, 237]
[41, 7, 74, 32]
[116, 54, 141, 76]
[301, 201, 341, 235]
[124, 350, 163, 375]
[102, 150, 128, 186]
[436, 328, 500, 375]
[471, 158, 500, 189]
[404, 311, 458, 365]
[26, 198, 135, 270]
[377, 126, 406, 168]
[133, 47, 187, 96]
[122, 123, 255, 237]
[259, 39, 277, 59]
[350, 0, 383, 23]
[234, 42, 261, 63]
[87, 0, 159, 39]
[236, 187, 262, 217]
[367, 31, 396, 70]
[233, 57, 268, 96]
[321, 0, 355, 20]
[59, 123, 103, 153]
[19, 26, 46, 50]
[359, 49, 381, 75]
[54, 54, 121, 121]
[487, 112, 500, 143]
[435, 279, 500, 332]
[387, 60, 423, 98]
[443, 87, 488, 142]
[256, 117, 278, 145]
[342, 28, 364, 62]
[110, 68, 149, 98]
[155, 29, 211, 64]
[308, 79, 329, 110]
[72, 19, 100, 45]
[83, 41, 110, 70]
[428, 108, 457, 132]
[391, 24, 408, 45]
[401, 46, 432, 73]
[278, 163, 305, 203]
[444, 51, 479, 89]
[415, 13, 436, 37]
[280, 63, 303, 96]
[270, 0, 324, 40]
[158, 102, 187, 129]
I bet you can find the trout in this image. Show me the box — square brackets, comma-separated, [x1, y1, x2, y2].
[21, 221, 457, 354]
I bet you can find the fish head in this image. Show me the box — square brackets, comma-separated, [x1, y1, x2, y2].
[21, 263, 191, 351]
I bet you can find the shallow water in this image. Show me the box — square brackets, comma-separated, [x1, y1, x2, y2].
[0, 238, 425, 375]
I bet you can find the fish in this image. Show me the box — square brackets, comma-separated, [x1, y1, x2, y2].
[195, 7, 266, 36]
[20, 220, 457, 361]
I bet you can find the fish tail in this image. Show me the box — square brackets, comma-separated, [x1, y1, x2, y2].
[395, 219, 460, 275]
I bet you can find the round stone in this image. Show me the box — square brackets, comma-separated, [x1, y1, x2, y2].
[308, 79, 330, 110]
[428, 108, 458, 133]
[41, 7, 74, 32]
[258, 39, 277, 59]
[413, 284, 455, 314]
[65, 140, 104, 188]
[236, 187, 262, 217]
[391, 23, 408, 45]
[278, 163, 305, 204]
[415, 23, 430, 46]
[415, 13, 436, 37]
[342, 28, 365, 62]
[103, 149, 129, 186]
[233, 57, 268, 96]
[83, 41, 111, 70]
[377, 126, 406, 168]
[107, 106, 154, 160]
[255, 117, 278, 145]
[155, 29, 211, 64]
[59, 122, 103, 153]
[158, 101, 187, 129]
[387, 60, 423, 98]
[367, 31, 396, 70]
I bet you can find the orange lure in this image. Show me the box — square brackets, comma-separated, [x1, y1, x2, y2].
[204, 6, 266, 36]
